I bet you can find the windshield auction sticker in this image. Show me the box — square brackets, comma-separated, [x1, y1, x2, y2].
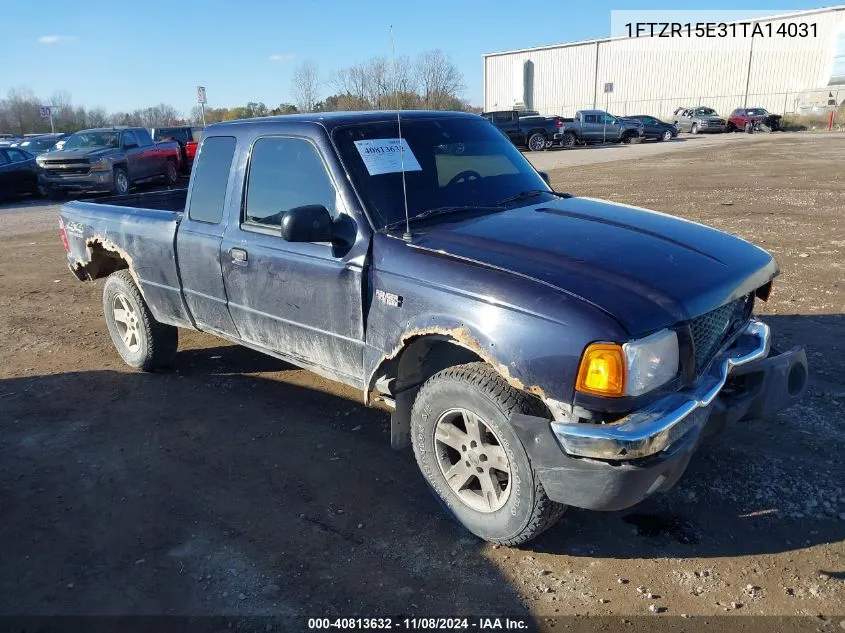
[354, 138, 422, 176]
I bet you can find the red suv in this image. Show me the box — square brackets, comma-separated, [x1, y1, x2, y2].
[727, 108, 782, 133]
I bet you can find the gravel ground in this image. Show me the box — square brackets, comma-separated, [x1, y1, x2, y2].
[0, 132, 842, 631]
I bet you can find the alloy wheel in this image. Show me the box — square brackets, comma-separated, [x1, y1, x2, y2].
[112, 293, 141, 353]
[434, 408, 512, 513]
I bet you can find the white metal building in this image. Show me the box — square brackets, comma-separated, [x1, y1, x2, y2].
[483, 6, 845, 119]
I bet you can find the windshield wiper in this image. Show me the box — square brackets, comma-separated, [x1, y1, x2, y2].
[494, 189, 573, 206]
[383, 205, 504, 230]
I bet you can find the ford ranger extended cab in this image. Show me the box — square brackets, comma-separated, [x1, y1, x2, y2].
[59, 111, 807, 545]
[38, 126, 181, 198]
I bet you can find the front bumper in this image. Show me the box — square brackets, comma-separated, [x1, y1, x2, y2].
[696, 123, 726, 133]
[511, 319, 808, 511]
[39, 171, 113, 193]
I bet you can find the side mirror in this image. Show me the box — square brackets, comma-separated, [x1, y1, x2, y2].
[124, 142, 138, 150]
[281, 204, 334, 243]
[539, 171, 550, 185]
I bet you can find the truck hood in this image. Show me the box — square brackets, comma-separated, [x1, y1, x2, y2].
[40, 147, 119, 161]
[407, 197, 777, 334]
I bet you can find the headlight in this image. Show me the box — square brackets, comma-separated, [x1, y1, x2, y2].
[576, 329, 679, 398]
[622, 329, 679, 396]
[90, 157, 110, 171]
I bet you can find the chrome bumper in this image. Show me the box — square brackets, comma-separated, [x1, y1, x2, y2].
[551, 319, 771, 460]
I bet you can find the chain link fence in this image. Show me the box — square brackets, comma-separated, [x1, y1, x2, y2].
[547, 87, 843, 122]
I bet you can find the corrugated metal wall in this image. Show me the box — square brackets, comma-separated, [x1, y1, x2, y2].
[484, 7, 845, 119]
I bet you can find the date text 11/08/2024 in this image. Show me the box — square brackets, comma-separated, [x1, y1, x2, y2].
[624, 21, 817, 38]
[307, 617, 530, 630]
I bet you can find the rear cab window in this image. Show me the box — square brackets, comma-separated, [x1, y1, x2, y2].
[155, 128, 190, 144]
[187, 136, 237, 224]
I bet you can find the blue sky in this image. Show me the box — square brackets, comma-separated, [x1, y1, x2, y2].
[1, 0, 834, 116]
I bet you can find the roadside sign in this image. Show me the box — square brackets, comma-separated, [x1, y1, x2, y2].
[603, 83, 614, 94]
[197, 86, 207, 104]
[39, 106, 52, 119]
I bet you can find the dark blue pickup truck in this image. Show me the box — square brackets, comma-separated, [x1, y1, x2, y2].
[59, 111, 807, 545]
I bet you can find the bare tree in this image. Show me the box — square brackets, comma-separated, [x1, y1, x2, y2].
[416, 50, 465, 110]
[87, 107, 108, 127]
[291, 60, 320, 113]
[331, 63, 368, 106]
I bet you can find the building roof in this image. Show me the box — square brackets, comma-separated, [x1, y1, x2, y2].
[483, 5, 845, 57]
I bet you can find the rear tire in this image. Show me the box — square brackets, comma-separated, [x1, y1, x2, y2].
[527, 133, 546, 152]
[103, 270, 178, 371]
[411, 362, 566, 545]
[561, 132, 576, 148]
[165, 159, 178, 185]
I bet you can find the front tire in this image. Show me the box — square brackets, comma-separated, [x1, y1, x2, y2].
[113, 167, 130, 195]
[691, 123, 699, 134]
[103, 270, 178, 371]
[527, 133, 546, 152]
[411, 362, 566, 545]
[661, 129, 673, 141]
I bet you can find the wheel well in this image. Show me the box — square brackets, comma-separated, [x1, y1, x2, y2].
[76, 242, 130, 280]
[377, 336, 483, 449]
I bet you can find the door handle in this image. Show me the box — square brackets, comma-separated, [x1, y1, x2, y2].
[230, 248, 248, 266]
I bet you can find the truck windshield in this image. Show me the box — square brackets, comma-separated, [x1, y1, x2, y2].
[63, 132, 120, 150]
[695, 108, 717, 116]
[746, 108, 769, 116]
[333, 117, 552, 229]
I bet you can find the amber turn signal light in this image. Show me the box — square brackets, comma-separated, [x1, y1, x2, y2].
[575, 343, 626, 398]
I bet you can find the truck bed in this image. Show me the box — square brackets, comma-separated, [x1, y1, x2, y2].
[83, 188, 188, 212]
[60, 189, 192, 329]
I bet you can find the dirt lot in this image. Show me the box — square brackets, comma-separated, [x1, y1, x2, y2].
[0, 133, 843, 630]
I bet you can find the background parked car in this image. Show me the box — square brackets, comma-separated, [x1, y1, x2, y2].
[16, 133, 68, 156]
[622, 115, 677, 141]
[728, 108, 783, 133]
[151, 125, 203, 173]
[673, 107, 727, 134]
[557, 110, 644, 146]
[0, 146, 39, 199]
[481, 110, 567, 151]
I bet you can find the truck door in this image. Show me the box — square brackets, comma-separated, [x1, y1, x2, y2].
[121, 130, 148, 181]
[220, 134, 366, 384]
[135, 128, 163, 178]
[582, 114, 601, 142]
[174, 135, 241, 337]
[494, 112, 521, 145]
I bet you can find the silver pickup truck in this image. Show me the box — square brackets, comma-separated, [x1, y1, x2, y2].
[36, 126, 181, 199]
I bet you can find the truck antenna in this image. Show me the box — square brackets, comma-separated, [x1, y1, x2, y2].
[390, 25, 412, 242]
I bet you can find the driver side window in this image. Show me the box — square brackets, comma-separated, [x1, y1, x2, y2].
[243, 136, 338, 228]
[123, 131, 138, 147]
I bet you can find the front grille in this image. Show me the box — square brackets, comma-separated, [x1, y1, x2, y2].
[45, 167, 89, 176]
[689, 294, 754, 373]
